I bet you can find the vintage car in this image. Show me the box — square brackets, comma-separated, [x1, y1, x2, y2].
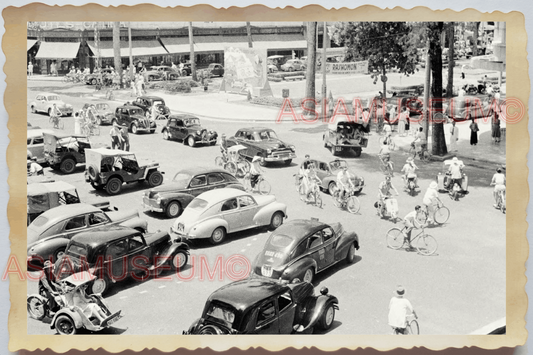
[85, 68, 113, 85]
[30, 93, 73, 117]
[252, 219, 360, 284]
[169, 188, 287, 245]
[132, 96, 171, 119]
[143, 167, 244, 218]
[27, 271, 123, 335]
[323, 118, 370, 157]
[82, 103, 115, 125]
[302, 159, 364, 195]
[436, 159, 469, 193]
[281, 59, 306, 72]
[43, 133, 91, 174]
[207, 63, 224, 77]
[226, 127, 296, 166]
[162, 114, 218, 147]
[53, 226, 190, 295]
[183, 279, 338, 334]
[111, 105, 157, 134]
[178, 63, 192, 77]
[27, 181, 109, 225]
[84, 148, 163, 195]
[143, 66, 180, 81]
[27, 128, 55, 164]
[27, 203, 147, 266]
[444, 96, 497, 122]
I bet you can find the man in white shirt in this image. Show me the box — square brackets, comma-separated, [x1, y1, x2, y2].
[490, 168, 506, 208]
[423, 181, 441, 223]
[388, 285, 417, 335]
[29, 157, 44, 176]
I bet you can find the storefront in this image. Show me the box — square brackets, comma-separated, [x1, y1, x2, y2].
[87, 40, 169, 70]
[34, 41, 82, 75]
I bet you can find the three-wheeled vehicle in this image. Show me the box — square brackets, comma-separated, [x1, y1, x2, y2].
[27, 180, 110, 225]
[224, 144, 250, 178]
[83, 103, 115, 126]
[323, 117, 370, 157]
[27, 271, 122, 335]
[43, 133, 92, 174]
[436, 159, 469, 192]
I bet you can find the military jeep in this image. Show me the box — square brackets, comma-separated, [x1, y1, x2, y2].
[85, 148, 163, 195]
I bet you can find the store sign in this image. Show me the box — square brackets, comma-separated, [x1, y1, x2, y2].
[325, 60, 369, 75]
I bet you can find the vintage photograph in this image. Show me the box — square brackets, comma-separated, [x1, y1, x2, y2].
[23, 19, 508, 337]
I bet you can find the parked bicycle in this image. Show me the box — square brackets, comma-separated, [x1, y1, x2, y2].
[409, 142, 430, 162]
[332, 186, 360, 214]
[386, 226, 438, 256]
[242, 173, 271, 195]
[423, 200, 450, 224]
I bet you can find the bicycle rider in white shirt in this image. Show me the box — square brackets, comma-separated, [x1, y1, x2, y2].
[336, 166, 355, 200]
[490, 168, 506, 208]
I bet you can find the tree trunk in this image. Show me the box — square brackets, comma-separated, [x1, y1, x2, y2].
[381, 65, 387, 100]
[189, 22, 197, 81]
[430, 22, 447, 156]
[446, 22, 455, 98]
[304, 22, 317, 118]
[472, 22, 480, 57]
[112, 22, 122, 88]
[246, 22, 253, 48]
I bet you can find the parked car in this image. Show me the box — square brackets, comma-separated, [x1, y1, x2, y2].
[267, 62, 278, 73]
[43, 133, 91, 174]
[162, 114, 218, 147]
[143, 167, 244, 218]
[53, 226, 190, 295]
[27, 203, 147, 266]
[85, 68, 113, 85]
[323, 118, 370, 157]
[444, 96, 496, 122]
[304, 159, 364, 195]
[30, 93, 73, 117]
[143, 66, 180, 81]
[179, 63, 192, 77]
[226, 127, 296, 166]
[207, 63, 224, 77]
[84, 148, 163, 195]
[27, 128, 55, 164]
[281, 59, 306, 72]
[132, 96, 171, 119]
[111, 105, 157, 134]
[252, 219, 360, 284]
[170, 188, 286, 245]
[82, 103, 115, 125]
[183, 278, 338, 334]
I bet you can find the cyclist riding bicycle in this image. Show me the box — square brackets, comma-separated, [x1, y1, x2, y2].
[303, 163, 321, 202]
[336, 166, 355, 200]
[401, 205, 428, 246]
[378, 140, 392, 164]
[412, 127, 427, 156]
[388, 285, 418, 335]
[50, 104, 62, 128]
[249, 156, 264, 189]
[401, 157, 418, 188]
[219, 134, 228, 158]
[490, 168, 506, 208]
[422, 181, 442, 223]
[447, 157, 465, 192]
[378, 175, 399, 217]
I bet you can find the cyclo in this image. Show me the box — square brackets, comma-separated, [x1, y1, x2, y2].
[436, 159, 469, 195]
[224, 144, 250, 178]
[27, 271, 122, 335]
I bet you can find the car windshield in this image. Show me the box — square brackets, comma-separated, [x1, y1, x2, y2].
[188, 198, 208, 211]
[47, 95, 61, 101]
[329, 160, 347, 171]
[254, 130, 278, 141]
[172, 172, 192, 183]
[129, 108, 143, 116]
[206, 303, 236, 325]
[65, 243, 88, 259]
[184, 118, 200, 126]
[269, 234, 294, 248]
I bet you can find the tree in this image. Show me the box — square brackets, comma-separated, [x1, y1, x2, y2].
[303, 22, 317, 117]
[112, 22, 123, 88]
[189, 22, 197, 81]
[446, 23, 455, 98]
[330, 22, 419, 99]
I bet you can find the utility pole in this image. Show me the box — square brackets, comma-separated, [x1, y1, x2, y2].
[128, 23, 133, 81]
[246, 22, 253, 48]
[304, 22, 317, 118]
[423, 35, 431, 142]
[188, 22, 197, 81]
[112, 22, 122, 88]
[321, 22, 328, 119]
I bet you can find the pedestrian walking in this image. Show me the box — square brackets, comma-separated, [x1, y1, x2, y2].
[492, 112, 501, 143]
[388, 286, 417, 335]
[28, 61, 33, 78]
[469, 117, 479, 146]
[449, 121, 459, 152]
[136, 74, 144, 96]
[110, 122, 123, 149]
[461, 65, 466, 79]
[121, 124, 130, 151]
[131, 77, 137, 97]
[398, 107, 407, 137]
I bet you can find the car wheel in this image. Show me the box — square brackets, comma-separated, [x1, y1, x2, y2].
[346, 243, 356, 264]
[289, 67, 294, 72]
[165, 201, 182, 218]
[328, 182, 337, 195]
[258, 154, 267, 167]
[269, 211, 284, 230]
[317, 302, 335, 330]
[105, 177, 122, 195]
[131, 123, 138, 134]
[90, 78, 97, 85]
[302, 268, 314, 283]
[187, 136, 196, 147]
[90, 275, 110, 295]
[88, 165, 100, 181]
[31, 106, 36, 113]
[170, 250, 188, 271]
[162, 129, 170, 140]
[209, 227, 226, 245]
[60, 158, 76, 174]
[53, 248, 66, 263]
[198, 325, 223, 335]
[148, 171, 163, 187]
[181, 70, 188, 76]
[148, 76, 154, 81]
[27, 295, 47, 321]
[55, 315, 77, 335]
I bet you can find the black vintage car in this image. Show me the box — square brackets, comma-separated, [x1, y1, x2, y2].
[132, 96, 171, 119]
[252, 219, 360, 284]
[184, 279, 338, 334]
[54, 226, 190, 295]
[142, 167, 244, 218]
[162, 114, 218, 147]
[112, 105, 156, 134]
[226, 127, 296, 166]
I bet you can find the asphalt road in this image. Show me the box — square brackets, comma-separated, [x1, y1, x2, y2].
[26, 79, 505, 335]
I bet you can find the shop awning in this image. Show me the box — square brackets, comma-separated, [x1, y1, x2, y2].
[35, 42, 81, 59]
[27, 39, 37, 51]
[87, 40, 168, 58]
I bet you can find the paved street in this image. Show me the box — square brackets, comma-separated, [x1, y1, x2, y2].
[26, 75, 505, 335]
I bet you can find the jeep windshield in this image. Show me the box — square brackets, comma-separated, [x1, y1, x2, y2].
[206, 302, 236, 326]
[128, 108, 144, 116]
[184, 118, 200, 126]
[255, 130, 278, 141]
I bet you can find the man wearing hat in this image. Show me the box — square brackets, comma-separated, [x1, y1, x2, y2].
[109, 122, 123, 150]
[388, 285, 417, 335]
[401, 157, 418, 189]
[422, 181, 442, 223]
[249, 155, 264, 189]
[447, 157, 465, 193]
[28, 157, 44, 176]
[120, 123, 130, 152]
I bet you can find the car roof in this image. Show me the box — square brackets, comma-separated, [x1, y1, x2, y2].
[236, 127, 273, 132]
[28, 129, 54, 138]
[178, 166, 228, 176]
[270, 219, 329, 240]
[208, 279, 289, 312]
[168, 114, 199, 120]
[71, 226, 139, 248]
[43, 132, 87, 140]
[122, 105, 144, 110]
[40, 203, 101, 222]
[138, 95, 164, 100]
[195, 188, 247, 204]
[85, 147, 135, 157]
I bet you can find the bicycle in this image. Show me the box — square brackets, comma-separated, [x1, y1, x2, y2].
[333, 186, 360, 214]
[214, 153, 228, 168]
[379, 135, 396, 150]
[423, 200, 450, 224]
[406, 315, 420, 335]
[299, 178, 322, 208]
[225, 159, 250, 178]
[409, 142, 430, 162]
[242, 173, 271, 195]
[81, 121, 100, 136]
[50, 115, 64, 130]
[379, 155, 394, 176]
[386, 227, 438, 255]
[495, 189, 506, 214]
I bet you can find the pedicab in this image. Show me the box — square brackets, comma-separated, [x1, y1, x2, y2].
[82, 103, 115, 126]
[224, 144, 250, 178]
[27, 271, 122, 335]
[436, 159, 469, 193]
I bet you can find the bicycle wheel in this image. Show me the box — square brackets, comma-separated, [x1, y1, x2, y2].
[420, 150, 430, 162]
[332, 191, 342, 208]
[258, 179, 271, 195]
[346, 196, 360, 214]
[433, 206, 450, 224]
[386, 228, 404, 250]
[242, 173, 252, 192]
[215, 156, 225, 167]
[414, 234, 438, 255]
[408, 147, 417, 159]
[407, 320, 420, 335]
[225, 161, 237, 175]
[241, 161, 251, 174]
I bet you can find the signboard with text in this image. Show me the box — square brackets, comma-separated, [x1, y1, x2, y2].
[324, 60, 369, 75]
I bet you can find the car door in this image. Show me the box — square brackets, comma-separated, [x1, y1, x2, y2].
[320, 227, 336, 267]
[277, 291, 297, 334]
[104, 238, 129, 281]
[55, 215, 88, 241]
[254, 299, 280, 334]
[306, 231, 327, 271]
[220, 198, 240, 232]
[207, 173, 227, 191]
[236, 195, 258, 230]
[187, 174, 208, 197]
[125, 234, 150, 274]
[174, 119, 186, 140]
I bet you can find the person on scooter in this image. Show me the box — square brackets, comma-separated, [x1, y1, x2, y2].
[378, 175, 399, 218]
[337, 166, 355, 200]
[401, 157, 418, 189]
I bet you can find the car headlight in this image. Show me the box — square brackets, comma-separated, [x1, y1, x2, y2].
[267, 149, 272, 154]
[155, 195, 162, 204]
[196, 130, 201, 135]
[289, 145, 296, 152]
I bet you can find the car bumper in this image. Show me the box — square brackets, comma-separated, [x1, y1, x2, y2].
[169, 227, 197, 240]
[265, 152, 296, 162]
[142, 198, 164, 213]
